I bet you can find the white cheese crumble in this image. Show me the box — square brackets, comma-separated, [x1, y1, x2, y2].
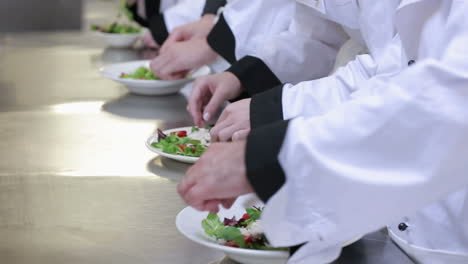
[188, 128, 211, 145]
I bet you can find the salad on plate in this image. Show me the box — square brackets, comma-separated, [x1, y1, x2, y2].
[91, 23, 141, 34]
[151, 126, 210, 158]
[202, 207, 287, 251]
[120, 66, 159, 80]
[91, 0, 142, 35]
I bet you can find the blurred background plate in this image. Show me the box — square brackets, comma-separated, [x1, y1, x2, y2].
[95, 31, 143, 48]
[100, 60, 211, 96]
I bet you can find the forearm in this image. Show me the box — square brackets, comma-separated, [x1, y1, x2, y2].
[247, 52, 378, 131]
[213, 2, 348, 96]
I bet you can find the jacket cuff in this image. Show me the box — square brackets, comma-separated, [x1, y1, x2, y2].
[245, 120, 289, 202]
[147, 14, 169, 45]
[227, 56, 281, 96]
[145, 0, 161, 20]
[126, 3, 148, 27]
[229, 92, 250, 103]
[290, 244, 305, 258]
[202, 0, 227, 15]
[250, 85, 284, 129]
[207, 14, 236, 63]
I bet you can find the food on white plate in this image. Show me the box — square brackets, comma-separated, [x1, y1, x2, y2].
[202, 207, 287, 251]
[151, 126, 211, 157]
[91, 23, 141, 34]
[120, 66, 159, 80]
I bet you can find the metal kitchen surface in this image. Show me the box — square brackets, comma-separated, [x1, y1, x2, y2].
[0, 1, 415, 263]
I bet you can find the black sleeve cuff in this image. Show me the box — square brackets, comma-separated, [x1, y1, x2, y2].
[290, 244, 306, 258]
[147, 14, 169, 45]
[250, 85, 284, 129]
[246, 119, 289, 202]
[227, 56, 281, 96]
[229, 92, 250, 103]
[127, 0, 167, 44]
[126, 3, 149, 27]
[203, 0, 227, 15]
[145, 0, 161, 20]
[207, 14, 236, 63]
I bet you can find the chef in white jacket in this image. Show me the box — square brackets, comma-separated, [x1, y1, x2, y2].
[188, 1, 350, 127]
[178, 0, 468, 263]
[151, 0, 309, 81]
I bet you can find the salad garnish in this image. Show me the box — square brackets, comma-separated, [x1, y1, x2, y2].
[120, 66, 159, 80]
[91, 23, 141, 34]
[202, 207, 287, 250]
[91, 0, 141, 34]
[151, 127, 209, 157]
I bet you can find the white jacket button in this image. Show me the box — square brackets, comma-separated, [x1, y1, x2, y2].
[398, 222, 409, 231]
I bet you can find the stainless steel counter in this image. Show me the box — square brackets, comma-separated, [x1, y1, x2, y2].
[0, 1, 415, 263]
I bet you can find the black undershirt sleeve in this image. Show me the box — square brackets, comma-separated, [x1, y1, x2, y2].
[126, 0, 169, 45]
[202, 0, 227, 15]
[245, 119, 289, 202]
[227, 56, 281, 96]
[250, 85, 284, 129]
[145, 0, 169, 45]
[207, 14, 236, 64]
[206, 12, 280, 99]
[246, 84, 307, 259]
[127, 3, 148, 27]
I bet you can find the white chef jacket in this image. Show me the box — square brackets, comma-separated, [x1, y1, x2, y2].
[162, 0, 205, 32]
[258, 0, 468, 263]
[186, 0, 296, 75]
[222, 0, 349, 84]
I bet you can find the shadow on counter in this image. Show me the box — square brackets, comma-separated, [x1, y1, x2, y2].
[91, 47, 159, 66]
[102, 93, 192, 122]
[146, 156, 191, 182]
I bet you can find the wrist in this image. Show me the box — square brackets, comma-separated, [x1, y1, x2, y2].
[202, 14, 216, 22]
[237, 141, 253, 194]
[224, 71, 244, 97]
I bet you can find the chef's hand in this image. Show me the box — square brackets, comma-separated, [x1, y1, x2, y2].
[188, 72, 243, 127]
[177, 141, 254, 213]
[142, 31, 159, 49]
[150, 38, 217, 80]
[160, 14, 216, 53]
[210, 99, 251, 142]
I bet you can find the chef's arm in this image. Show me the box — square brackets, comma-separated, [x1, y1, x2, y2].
[246, 52, 468, 257]
[249, 53, 377, 129]
[208, 2, 348, 95]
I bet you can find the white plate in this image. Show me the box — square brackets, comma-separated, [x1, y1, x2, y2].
[96, 31, 143, 48]
[100, 60, 211, 96]
[176, 194, 362, 264]
[146, 127, 204, 164]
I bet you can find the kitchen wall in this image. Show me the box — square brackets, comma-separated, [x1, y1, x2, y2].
[0, 0, 83, 32]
